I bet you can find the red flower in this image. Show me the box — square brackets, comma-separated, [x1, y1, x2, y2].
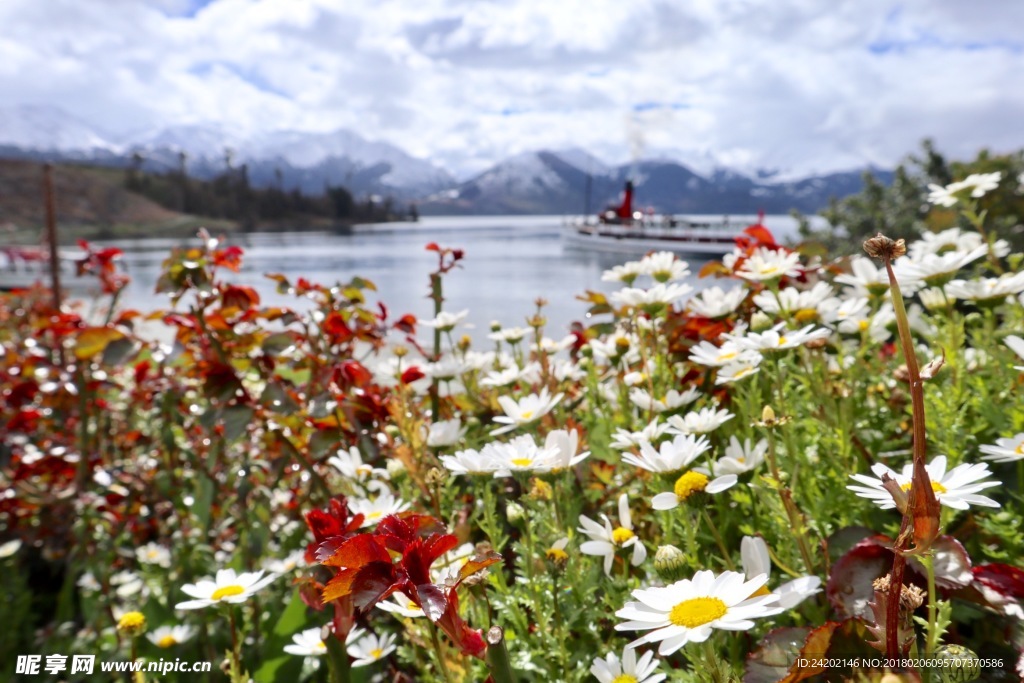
[315, 512, 500, 659]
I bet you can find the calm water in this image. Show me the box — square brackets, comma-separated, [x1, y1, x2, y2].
[104, 215, 805, 340]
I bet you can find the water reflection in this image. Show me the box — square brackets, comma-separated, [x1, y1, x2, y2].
[104, 215, 802, 341]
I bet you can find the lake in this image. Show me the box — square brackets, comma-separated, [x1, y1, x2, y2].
[103, 214, 808, 341]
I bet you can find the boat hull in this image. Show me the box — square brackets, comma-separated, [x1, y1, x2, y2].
[562, 224, 737, 256]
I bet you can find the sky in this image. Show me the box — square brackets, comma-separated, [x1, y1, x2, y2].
[1, 0, 1022, 180]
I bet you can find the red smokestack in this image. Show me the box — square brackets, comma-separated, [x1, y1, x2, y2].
[615, 181, 634, 221]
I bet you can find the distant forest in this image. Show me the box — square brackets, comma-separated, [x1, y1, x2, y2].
[123, 153, 418, 229]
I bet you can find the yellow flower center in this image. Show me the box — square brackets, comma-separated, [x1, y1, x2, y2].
[719, 351, 737, 362]
[1016, 443, 1024, 455]
[794, 308, 818, 323]
[367, 511, 383, 520]
[148, 550, 161, 559]
[736, 457, 746, 464]
[760, 265, 779, 276]
[117, 611, 146, 632]
[674, 471, 710, 500]
[314, 641, 327, 652]
[777, 336, 788, 346]
[370, 648, 384, 659]
[748, 585, 772, 598]
[511, 457, 533, 467]
[211, 585, 246, 601]
[612, 676, 639, 683]
[668, 596, 728, 628]
[156, 635, 178, 648]
[546, 548, 569, 562]
[611, 527, 635, 545]
[520, 410, 534, 420]
[858, 320, 870, 331]
[900, 480, 948, 494]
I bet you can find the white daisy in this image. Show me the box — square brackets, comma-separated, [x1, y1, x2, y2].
[628, 387, 700, 413]
[847, 455, 1000, 511]
[741, 536, 821, 609]
[284, 626, 329, 657]
[488, 435, 560, 477]
[622, 433, 712, 474]
[640, 251, 690, 283]
[893, 246, 988, 288]
[611, 282, 693, 310]
[835, 256, 894, 298]
[959, 172, 1002, 198]
[714, 436, 768, 476]
[615, 569, 780, 655]
[578, 494, 647, 577]
[727, 323, 831, 353]
[666, 407, 734, 435]
[734, 248, 802, 282]
[590, 646, 666, 683]
[328, 446, 390, 494]
[651, 471, 737, 510]
[688, 340, 758, 368]
[349, 491, 410, 527]
[376, 592, 426, 619]
[147, 625, 196, 648]
[609, 421, 673, 451]
[418, 309, 468, 332]
[687, 285, 747, 319]
[136, 542, 172, 568]
[715, 357, 763, 385]
[753, 282, 835, 318]
[488, 326, 532, 343]
[175, 568, 278, 610]
[439, 446, 501, 476]
[946, 272, 1024, 303]
[426, 419, 467, 448]
[491, 388, 563, 435]
[264, 549, 306, 575]
[543, 429, 591, 471]
[1005, 335, 1024, 371]
[602, 261, 646, 285]
[348, 631, 397, 668]
[980, 434, 1024, 464]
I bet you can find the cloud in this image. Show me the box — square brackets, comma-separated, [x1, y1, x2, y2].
[0, 0, 1021, 179]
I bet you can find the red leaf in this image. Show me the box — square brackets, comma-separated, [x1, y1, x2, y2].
[414, 583, 448, 621]
[321, 534, 391, 568]
[400, 366, 425, 384]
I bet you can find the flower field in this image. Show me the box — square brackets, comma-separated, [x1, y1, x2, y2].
[4, 173, 1024, 682]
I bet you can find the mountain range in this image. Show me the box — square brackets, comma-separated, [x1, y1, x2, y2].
[0, 104, 890, 216]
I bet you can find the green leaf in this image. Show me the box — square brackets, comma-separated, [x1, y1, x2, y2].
[223, 405, 254, 442]
[252, 590, 308, 683]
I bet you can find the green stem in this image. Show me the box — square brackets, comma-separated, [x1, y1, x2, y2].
[701, 509, 736, 571]
[429, 622, 454, 683]
[486, 626, 517, 683]
[922, 554, 939, 657]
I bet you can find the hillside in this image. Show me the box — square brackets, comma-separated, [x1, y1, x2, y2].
[0, 159, 224, 242]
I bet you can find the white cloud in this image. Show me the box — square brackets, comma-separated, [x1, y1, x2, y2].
[0, 0, 1021, 178]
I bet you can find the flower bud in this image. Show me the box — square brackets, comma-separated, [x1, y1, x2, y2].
[505, 502, 526, 527]
[750, 311, 773, 332]
[116, 611, 146, 637]
[385, 458, 407, 480]
[935, 644, 981, 682]
[653, 545, 689, 583]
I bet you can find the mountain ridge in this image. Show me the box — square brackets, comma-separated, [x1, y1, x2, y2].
[0, 104, 891, 214]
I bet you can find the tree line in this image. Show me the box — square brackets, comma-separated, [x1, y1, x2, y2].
[124, 153, 418, 230]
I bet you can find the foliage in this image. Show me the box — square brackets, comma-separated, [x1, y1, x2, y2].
[3, 178, 1024, 682]
[798, 140, 1024, 255]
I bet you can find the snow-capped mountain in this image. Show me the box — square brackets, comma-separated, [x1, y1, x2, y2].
[0, 105, 454, 198]
[420, 150, 893, 215]
[0, 104, 116, 153]
[0, 103, 890, 213]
